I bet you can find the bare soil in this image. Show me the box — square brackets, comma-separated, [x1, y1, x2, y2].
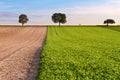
[0, 26, 47, 80]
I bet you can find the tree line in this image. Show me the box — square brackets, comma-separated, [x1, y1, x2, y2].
[19, 13, 115, 26]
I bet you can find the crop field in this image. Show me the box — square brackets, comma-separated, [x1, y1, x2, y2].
[103, 26, 120, 32]
[37, 26, 120, 80]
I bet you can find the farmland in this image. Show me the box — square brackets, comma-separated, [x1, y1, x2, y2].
[0, 26, 47, 80]
[37, 26, 120, 80]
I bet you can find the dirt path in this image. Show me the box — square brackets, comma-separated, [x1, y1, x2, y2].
[0, 26, 47, 80]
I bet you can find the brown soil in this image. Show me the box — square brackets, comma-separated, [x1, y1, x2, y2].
[0, 26, 47, 80]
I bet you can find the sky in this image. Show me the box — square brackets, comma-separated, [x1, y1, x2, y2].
[0, 0, 120, 25]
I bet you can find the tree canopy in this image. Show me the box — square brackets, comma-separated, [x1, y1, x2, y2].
[52, 13, 67, 26]
[104, 19, 115, 26]
[19, 14, 29, 26]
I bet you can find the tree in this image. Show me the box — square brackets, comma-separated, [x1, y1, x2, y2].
[52, 13, 67, 26]
[104, 19, 115, 26]
[19, 14, 29, 26]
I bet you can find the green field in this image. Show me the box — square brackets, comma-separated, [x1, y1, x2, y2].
[37, 26, 120, 80]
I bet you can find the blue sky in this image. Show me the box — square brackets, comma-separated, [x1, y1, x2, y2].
[0, 0, 120, 25]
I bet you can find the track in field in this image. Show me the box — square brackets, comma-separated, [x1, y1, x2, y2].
[0, 26, 47, 80]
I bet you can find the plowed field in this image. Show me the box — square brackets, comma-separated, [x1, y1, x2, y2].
[0, 26, 47, 80]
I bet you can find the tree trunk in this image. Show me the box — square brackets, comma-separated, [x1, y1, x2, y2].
[59, 22, 60, 27]
[22, 23, 24, 26]
[107, 23, 108, 26]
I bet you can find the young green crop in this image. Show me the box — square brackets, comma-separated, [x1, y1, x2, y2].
[37, 26, 120, 80]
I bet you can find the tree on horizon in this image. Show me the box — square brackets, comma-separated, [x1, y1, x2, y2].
[104, 19, 115, 26]
[19, 14, 29, 26]
[52, 13, 67, 26]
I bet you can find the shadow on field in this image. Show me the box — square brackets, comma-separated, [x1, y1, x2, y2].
[25, 48, 41, 80]
[25, 45, 46, 80]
